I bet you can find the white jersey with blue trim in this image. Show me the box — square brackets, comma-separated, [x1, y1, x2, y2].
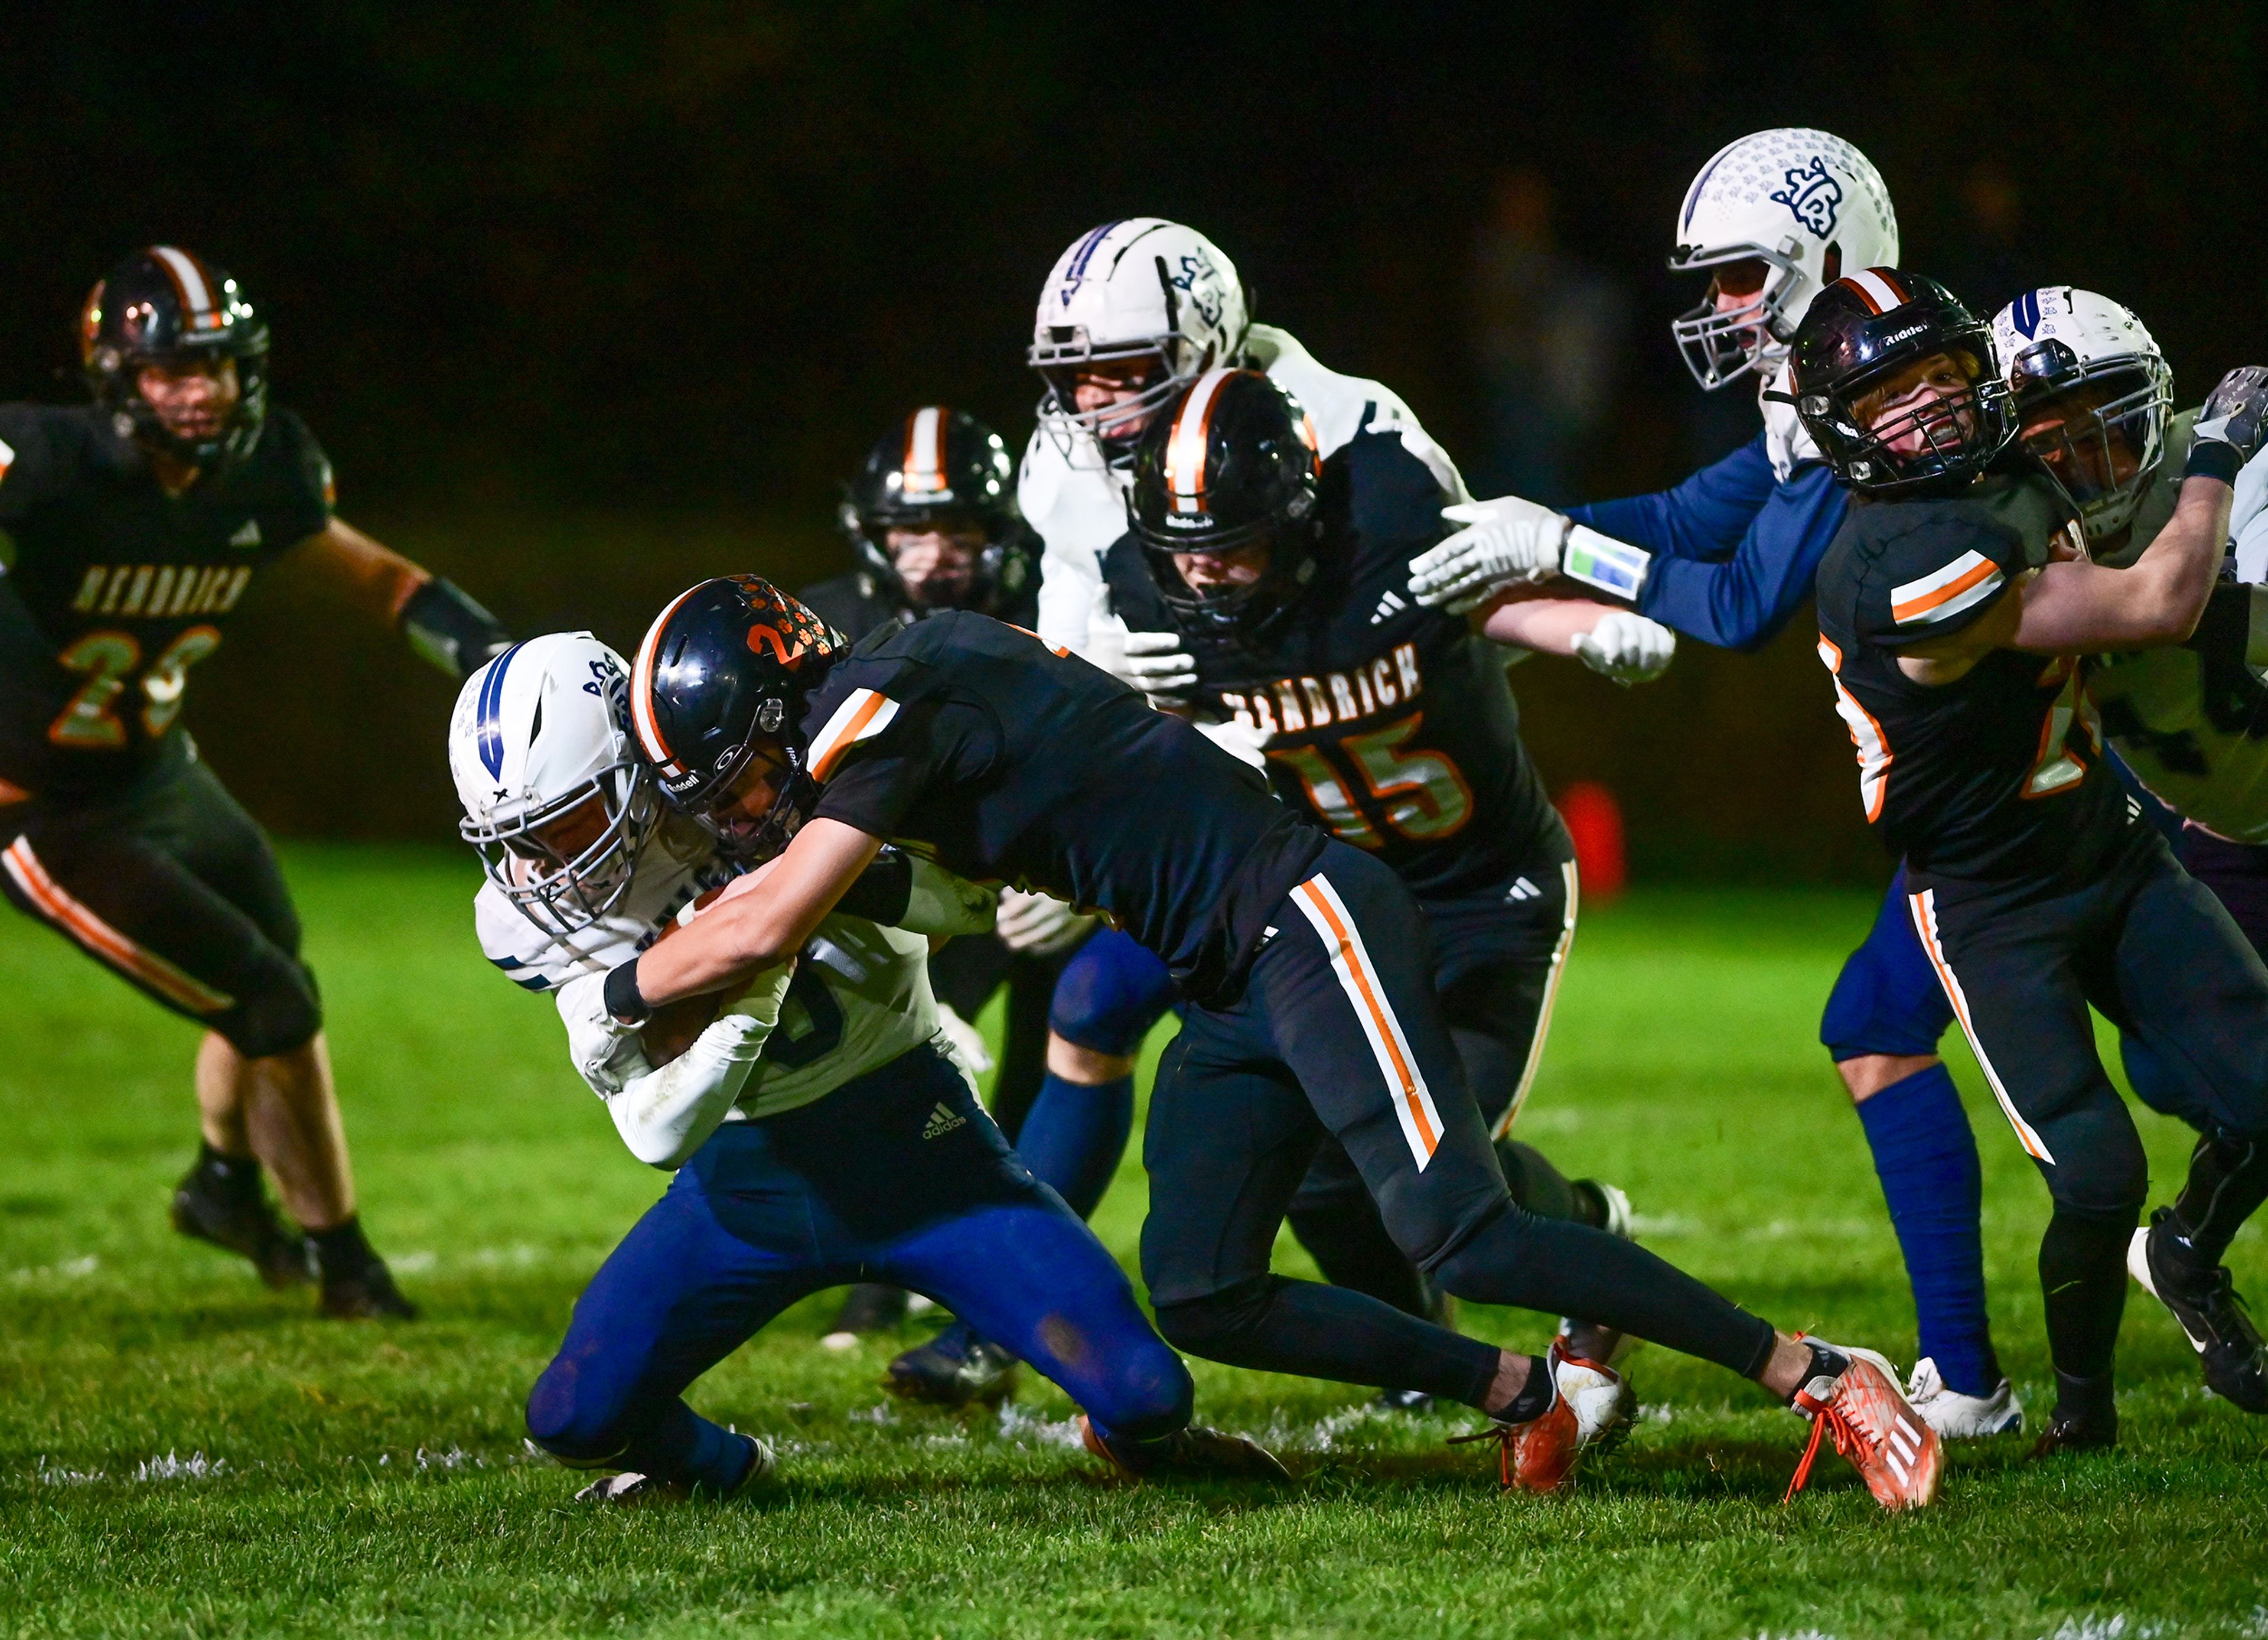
[474, 820, 949, 1122]
[1019, 324, 1469, 655]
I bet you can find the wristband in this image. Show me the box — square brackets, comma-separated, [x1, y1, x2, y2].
[832, 847, 915, 925]
[603, 958, 651, 1026]
[400, 576, 513, 680]
[1561, 525, 1651, 600]
[2185, 438, 2243, 486]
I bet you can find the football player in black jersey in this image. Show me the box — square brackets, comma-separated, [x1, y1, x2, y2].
[0, 246, 511, 1317]
[1101, 369, 1648, 1392]
[1799, 267, 2268, 1451]
[605, 571, 1943, 1506]
[800, 406, 1098, 1383]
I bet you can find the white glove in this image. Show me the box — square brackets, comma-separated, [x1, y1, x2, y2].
[932, 1000, 995, 1083]
[1572, 611, 1677, 685]
[1408, 497, 1569, 613]
[607, 964, 794, 1168]
[558, 971, 655, 1098]
[995, 887, 1099, 956]
[1104, 629, 1201, 708]
[1195, 715, 1269, 769]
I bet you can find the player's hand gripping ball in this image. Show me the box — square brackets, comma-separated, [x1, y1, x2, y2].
[639, 884, 763, 1064]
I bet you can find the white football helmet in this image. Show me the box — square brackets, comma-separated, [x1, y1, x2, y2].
[1669, 129, 1899, 391]
[449, 632, 661, 936]
[1028, 218, 1249, 442]
[1992, 287, 2173, 543]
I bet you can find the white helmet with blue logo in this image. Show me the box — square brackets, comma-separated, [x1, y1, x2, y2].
[448, 631, 660, 936]
[1991, 287, 2172, 544]
[1669, 129, 1900, 391]
[1028, 219, 1249, 441]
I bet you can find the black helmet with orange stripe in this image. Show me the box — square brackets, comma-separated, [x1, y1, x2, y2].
[630, 575, 845, 860]
[840, 408, 1035, 616]
[80, 245, 272, 473]
[1126, 368, 1322, 636]
[1788, 268, 2014, 496]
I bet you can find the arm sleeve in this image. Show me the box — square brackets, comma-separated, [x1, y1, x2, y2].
[1566, 436, 1782, 565]
[1628, 464, 1850, 650]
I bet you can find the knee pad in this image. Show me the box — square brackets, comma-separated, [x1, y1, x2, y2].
[1048, 930, 1175, 1058]
[220, 955, 322, 1060]
[1085, 1340, 1195, 1444]
[524, 1361, 627, 1465]
[1819, 932, 1950, 1062]
[1151, 1277, 1279, 1359]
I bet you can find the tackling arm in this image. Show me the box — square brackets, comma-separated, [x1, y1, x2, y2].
[1475, 591, 1675, 684]
[291, 518, 511, 679]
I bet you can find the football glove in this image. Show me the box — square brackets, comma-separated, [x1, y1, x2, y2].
[559, 971, 654, 1098]
[995, 888, 1099, 956]
[607, 963, 794, 1168]
[933, 1000, 996, 1083]
[1102, 629, 1201, 708]
[1571, 611, 1676, 685]
[1195, 715, 1269, 769]
[1409, 497, 1568, 612]
[2195, 366, 2268, 464]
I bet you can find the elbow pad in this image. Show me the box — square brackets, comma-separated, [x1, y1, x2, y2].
[400, 577, 512, 680]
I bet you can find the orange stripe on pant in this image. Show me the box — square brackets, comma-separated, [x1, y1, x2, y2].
[1905, 887, 2054, 1163]
[2, 836, 234, 1014]
[1288, 874, 1443, 1169]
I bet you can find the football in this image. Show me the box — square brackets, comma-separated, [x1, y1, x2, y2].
[637, 888, 754, 1064]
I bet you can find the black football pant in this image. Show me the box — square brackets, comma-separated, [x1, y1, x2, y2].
[1143, 841, 1776, 1410]
[1908, 821, 2268, 1387]
[0, 753, 320, 1057]
[1285, 858, 1587, 1321]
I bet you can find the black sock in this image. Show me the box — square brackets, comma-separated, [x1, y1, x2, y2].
[309, 1215, 376, 1280]
[2039, 1209, 2132, 1383]
[194, 1141, 264, 1203]
[2052, 1368, 2117, 1428]
[2169, 1131, 2268, 1268]
[1490, 1354, 1553, 1423]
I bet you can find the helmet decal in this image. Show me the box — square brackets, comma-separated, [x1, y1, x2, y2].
[147, 246, 226, 332]
[474, 640, 528, 780]
[1837, 268, 1914, 315]
[900, 406, 950, 497]
[1768, 156, 1845, 239]
[630, 585, 700, 776]
[1057, 219, 1126, 308]
[1165, 368, 1235, 516]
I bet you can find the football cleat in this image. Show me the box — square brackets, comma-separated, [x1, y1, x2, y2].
[318, 1257, 419, 1321]
[821, 1283, 908, 1351]
[1904, 1356, 2024, 1439]
[885, 1322, 1018, 1407]
[1578, 1178, 1634, 1239]
[1450, 1342, 1634, 1495]
[1784, 1342, 1941, 1510]
[575, 1471, 686, 1505]
[1078, 1417, 1291, 1483]
[2129, 1213, 2268, 1413]
[2028, 1408, 2117, 1460]
[170, 1154, 314, 1290]
[1371, 1388, 1437, 1414]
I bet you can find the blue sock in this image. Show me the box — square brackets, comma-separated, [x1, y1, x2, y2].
[1013, 1072, 1135, 1222]
[1855, 1063, 2000, 1395]
[630, 1400, 760, 1496]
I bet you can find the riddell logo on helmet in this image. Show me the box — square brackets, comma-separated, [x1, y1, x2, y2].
[1162, 513, 1210, 530]
[1880, 324, 1930, 346]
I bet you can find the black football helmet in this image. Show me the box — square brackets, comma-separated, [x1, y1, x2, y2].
[1788, 268, 2014, 497]
[629, 576, 845, 860]
[80, 246, 271, 473]
[839, 408, 1035, 616]
[1128, 368, 1322, 636]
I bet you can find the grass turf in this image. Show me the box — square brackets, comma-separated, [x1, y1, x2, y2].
[1, 845, 2263, 1638]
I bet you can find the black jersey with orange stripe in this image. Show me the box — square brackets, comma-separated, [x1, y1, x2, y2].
[1102, 426, 1568, 900]
[1814, 467, 2130, 881]
[800, 609, 1326, 1007]
[0, 403, 333, 800]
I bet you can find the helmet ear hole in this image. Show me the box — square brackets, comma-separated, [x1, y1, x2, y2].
[1823, 244, 1842, 284]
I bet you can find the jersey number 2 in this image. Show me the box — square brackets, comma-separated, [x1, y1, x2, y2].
[1268, 712, 1473, 848]
[48, 626, 223, 749]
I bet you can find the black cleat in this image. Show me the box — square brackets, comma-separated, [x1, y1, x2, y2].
[170, 1152, 314, 1290]
[320, 1256, 419, 1320]
[1080, 1416, 1291, 1482]
[885, 1322, 1018, 1406]
[2028, 1408, 2118, 1459]
[2130, 1211, 2268, 1413]
[1371, 1388, 1437, 1414]
[821, 1283, 908, 1349]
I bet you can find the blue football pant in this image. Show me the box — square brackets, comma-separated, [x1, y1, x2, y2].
[526, 1046, 1193, 1479]
[1143, 841, 1777, 1404]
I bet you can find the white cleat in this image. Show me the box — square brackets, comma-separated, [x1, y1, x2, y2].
[1904, 1356, 2023, 1439]
[1591, 1180, 1633, 1240]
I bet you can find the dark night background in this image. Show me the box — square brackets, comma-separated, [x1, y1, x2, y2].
[2, 3, 2258, 879]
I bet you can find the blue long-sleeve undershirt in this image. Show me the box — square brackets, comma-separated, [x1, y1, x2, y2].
[1565, 432, 1849, 652]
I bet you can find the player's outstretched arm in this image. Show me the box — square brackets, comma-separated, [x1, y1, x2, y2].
[618, 819, 883, 1009]
[2003, 471, 2235, 655]
[292, 518, 511, 678]
[1474, 590, 1676, 685]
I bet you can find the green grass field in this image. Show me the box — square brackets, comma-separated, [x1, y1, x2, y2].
[2, 847, 2263, 1638]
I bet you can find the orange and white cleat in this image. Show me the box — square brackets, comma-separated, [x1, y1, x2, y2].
[1785, 1342, 1942, 1511]
[1451, 1340, 1635, 1495]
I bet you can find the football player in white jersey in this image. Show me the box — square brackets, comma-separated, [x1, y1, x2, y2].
[448, 630, 1284, 1500]
[1990, 288, 2268, 1413]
